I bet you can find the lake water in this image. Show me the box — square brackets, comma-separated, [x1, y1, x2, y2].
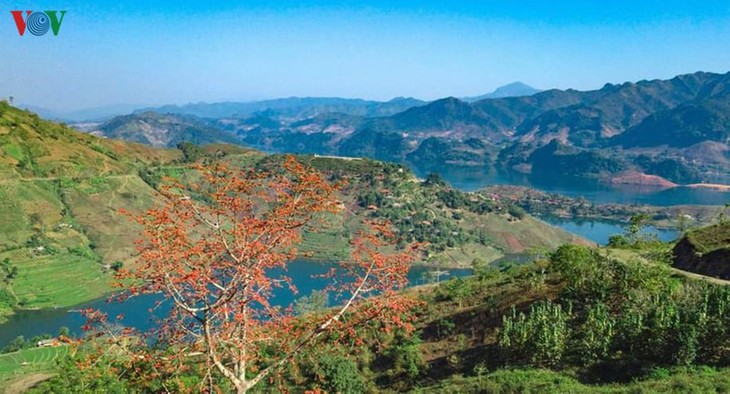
[0, 261, 470, 348]
[541, 217, 679, 246]
[422, 165, 688, 246]
[416, 165, 730, 206]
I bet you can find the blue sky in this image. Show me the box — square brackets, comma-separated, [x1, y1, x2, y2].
[1, 1, 730, 111]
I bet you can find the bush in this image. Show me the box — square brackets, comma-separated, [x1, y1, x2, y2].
[507, 205, 527, 220]
[311, 353, 366, 394]
[436, 278, 475, 307]
[578, 302, 615, 365]
[608, 234, 629, 247]
[549, 244, 613, 302]
[386, 333, 425, 381]
[499, 301, 573, 367]
[2, 336, 28, 353]
[0, 287, 17, 308]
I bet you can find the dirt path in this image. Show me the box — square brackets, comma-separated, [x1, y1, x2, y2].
[669, 266, 730, 286]
[3, 373, 55, 394]
[0, 174, 132, 184]
[608, 249, 730, 286]
[108, 174, 132, 212]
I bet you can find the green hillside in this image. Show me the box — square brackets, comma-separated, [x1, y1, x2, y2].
[0, 102, 186, 322]
[685, 222, 730, 254]
[0, 102, 582, 325]
[0, 102, 179, 180]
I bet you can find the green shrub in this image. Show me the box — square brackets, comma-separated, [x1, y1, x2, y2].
[578, 302, 614, 365]
[386, 333, 425, 381]
[311, 353, 366, 394]
[437, 277, 475, 307]
[499, 301, 572, 367]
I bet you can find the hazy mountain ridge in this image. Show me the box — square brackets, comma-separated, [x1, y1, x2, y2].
[66, 71, 730, 184]
[137, 96, 428, 119]
[19, 104, 147, 123]
[95, 111, 241, 148]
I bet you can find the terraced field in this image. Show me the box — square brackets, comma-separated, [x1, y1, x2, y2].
[297, 211, 353, 261]
[9, 253, 109, 309]
[299, 229, 350, 261]
[0, 346, 69, 386]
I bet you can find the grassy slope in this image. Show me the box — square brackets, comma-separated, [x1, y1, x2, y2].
[0, 103, 182, 322]
[0, 116, 277, 321]
[415, 367, 730, 393]
[685, 222, 730, 254]
[0, 102, 179, 180]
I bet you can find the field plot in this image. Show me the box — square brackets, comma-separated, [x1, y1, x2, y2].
[9, 252, 109, 310]
[0, 346, 69, 385]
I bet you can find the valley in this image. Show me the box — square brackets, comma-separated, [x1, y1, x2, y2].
[0, 102, 582, 328]
[6, 1, 730, 391]
[2, 71, 730, 392]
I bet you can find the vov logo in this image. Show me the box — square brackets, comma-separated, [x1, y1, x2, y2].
[10, 10, 66, 36]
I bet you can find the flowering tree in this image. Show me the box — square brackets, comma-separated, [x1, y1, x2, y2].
[90, 156, 420, 393]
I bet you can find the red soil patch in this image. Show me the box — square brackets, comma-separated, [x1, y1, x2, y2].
[607, 171, 677, 188]
[501, 232, 525, 253]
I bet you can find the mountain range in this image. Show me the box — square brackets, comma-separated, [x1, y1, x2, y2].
[67, 72, 730, 185]
[24, 82, 538, 123]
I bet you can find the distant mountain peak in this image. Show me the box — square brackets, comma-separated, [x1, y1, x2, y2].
[493, 81, 538, 93]
[463, 82, 542, 102]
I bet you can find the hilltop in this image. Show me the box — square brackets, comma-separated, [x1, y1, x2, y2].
[673, 222, 730, 279]
[462, 82, 542, 102]
[0, 102, 179, 180]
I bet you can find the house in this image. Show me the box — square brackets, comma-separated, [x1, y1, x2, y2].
[37, 338, 60, 348]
